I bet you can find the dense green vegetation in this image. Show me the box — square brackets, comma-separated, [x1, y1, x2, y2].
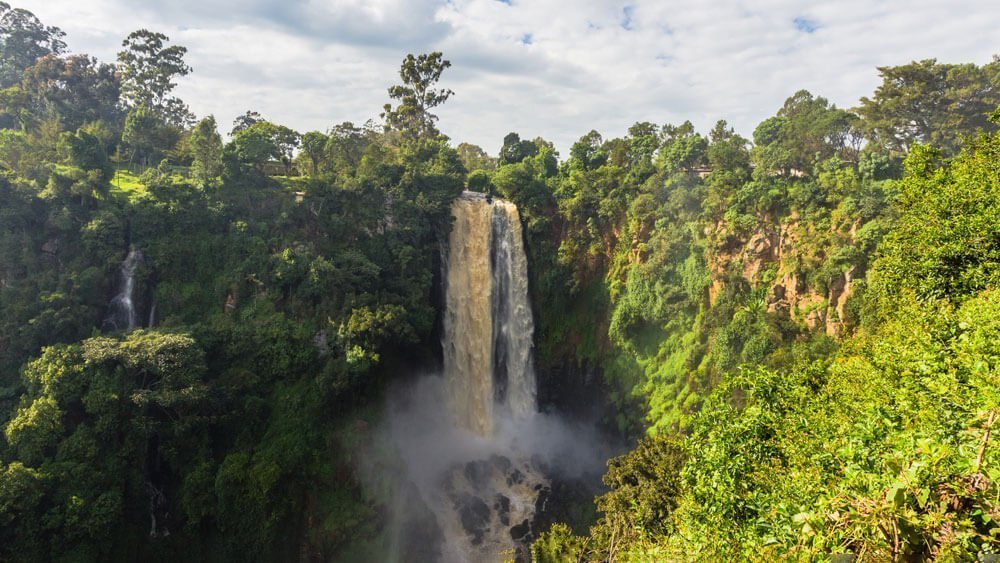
[0, 8, 463, 560]
[1, 4, 999, 561]
[525, 73, 1000, 561]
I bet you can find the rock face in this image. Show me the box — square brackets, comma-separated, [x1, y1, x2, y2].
[437, 454, 549, 560]
[709, 213, 861, 336]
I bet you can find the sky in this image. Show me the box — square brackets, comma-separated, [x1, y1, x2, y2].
[14, 0, 1000, 154]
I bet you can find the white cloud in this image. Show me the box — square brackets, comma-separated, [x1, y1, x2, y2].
[14, 0, 1000, 153]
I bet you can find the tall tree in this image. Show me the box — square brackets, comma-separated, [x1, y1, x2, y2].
[189, 115, 223, 184]
[657, 121, 708, 173]
[751, 90, 858, 175]
[324, 121, 371, 173]
[857, 58, 1000, 155]
[0, 3, 66, 88]
[298, 130, 327, 176]
[17, 53, 121, 131]
[381, 52, 453, 140]
[230, 109, 262, 136]
[116, 29, 192, 126]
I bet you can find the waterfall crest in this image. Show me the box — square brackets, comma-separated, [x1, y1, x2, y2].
[443, 192, 537, 436]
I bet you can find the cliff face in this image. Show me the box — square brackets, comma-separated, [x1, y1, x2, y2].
[708, 212, 860, 338]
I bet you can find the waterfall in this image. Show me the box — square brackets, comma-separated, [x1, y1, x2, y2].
[382, 192, 601, 562]
[490, 199, 537, 420]
[443, 192, 537, 436]
[102, 247, 145, 332]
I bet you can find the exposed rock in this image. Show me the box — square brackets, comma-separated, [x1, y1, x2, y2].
[494, 494, 511, 526]
[455, 493, 491, 546]
[826, 266, 856, 337]
[710, 211, 859, 337]
[510, 519, 531, 542]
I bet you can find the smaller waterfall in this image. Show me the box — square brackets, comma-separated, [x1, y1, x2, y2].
[102, 247, 146, 332]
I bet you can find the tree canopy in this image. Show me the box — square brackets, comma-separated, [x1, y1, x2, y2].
[381, 52, 453, 140]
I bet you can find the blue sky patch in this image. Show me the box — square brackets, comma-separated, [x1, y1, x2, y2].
[794, 17, 818, 33]
[621, 5, 635, 30]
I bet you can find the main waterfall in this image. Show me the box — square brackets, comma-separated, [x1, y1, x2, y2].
[442, 192, 537, 436]
[379, 192, 606, 563]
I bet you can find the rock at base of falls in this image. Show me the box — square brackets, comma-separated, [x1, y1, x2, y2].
[436, 453, 549, 561]
[455, 493, 491, 545]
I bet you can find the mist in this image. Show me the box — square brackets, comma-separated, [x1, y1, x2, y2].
[358, 374, 615, 563]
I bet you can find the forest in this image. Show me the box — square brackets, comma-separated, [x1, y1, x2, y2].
[1, 3, 999, 561]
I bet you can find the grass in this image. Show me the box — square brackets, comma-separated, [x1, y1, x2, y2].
[109, 168, 146, 199]
[107, 166, 194, 201]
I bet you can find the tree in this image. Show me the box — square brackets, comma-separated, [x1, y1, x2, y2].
[230, 109, 262, 136]
[2, 332, 209, 560]
[381, 52, 453, 140]
[189, 115, 223, 184]
[751, 90, 858, 175]
[857, 58, 1000, 155]
[657, 120, 707, 173]
[0, 3, 66, 88]
[18, 53, 121, 131]
[58, 127, 112, 179]
[122, 104, 175, 168]
[568, 129, 607, 172]
[229, 120, 299, 174]
[266, 123, 299, 175]
[498, 132, 538, 165]
[298, 130, 327, 176]
[869, 114, 1000, 307]
[455, 142, 496, 173]
[117, 29, 192, 126]
[324, 121, 371, 174]
[704, 120, 751, 213]
[625, 121, 661, 166]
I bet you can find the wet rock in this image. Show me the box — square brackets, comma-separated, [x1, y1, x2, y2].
[455, 493, 491, 546]
[494, 494, 511, 526]
[507, 468, 524, 486]
[464, 460, 491, 489]
[510, 519, 531, 542]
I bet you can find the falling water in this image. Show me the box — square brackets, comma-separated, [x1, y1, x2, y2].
[377, 192, 604, 563]
[102, 247, 145, 332]
[490, 199, 538, 420]
[442, 195, 496, 435]
[443, 192, 537, 436]
[380, 191, 543, 562]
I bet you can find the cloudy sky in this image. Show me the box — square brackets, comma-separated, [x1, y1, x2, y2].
[15, 0, 1000, 153]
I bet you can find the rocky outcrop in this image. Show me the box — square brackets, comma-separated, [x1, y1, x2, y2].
[708, 213, 860, 337]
